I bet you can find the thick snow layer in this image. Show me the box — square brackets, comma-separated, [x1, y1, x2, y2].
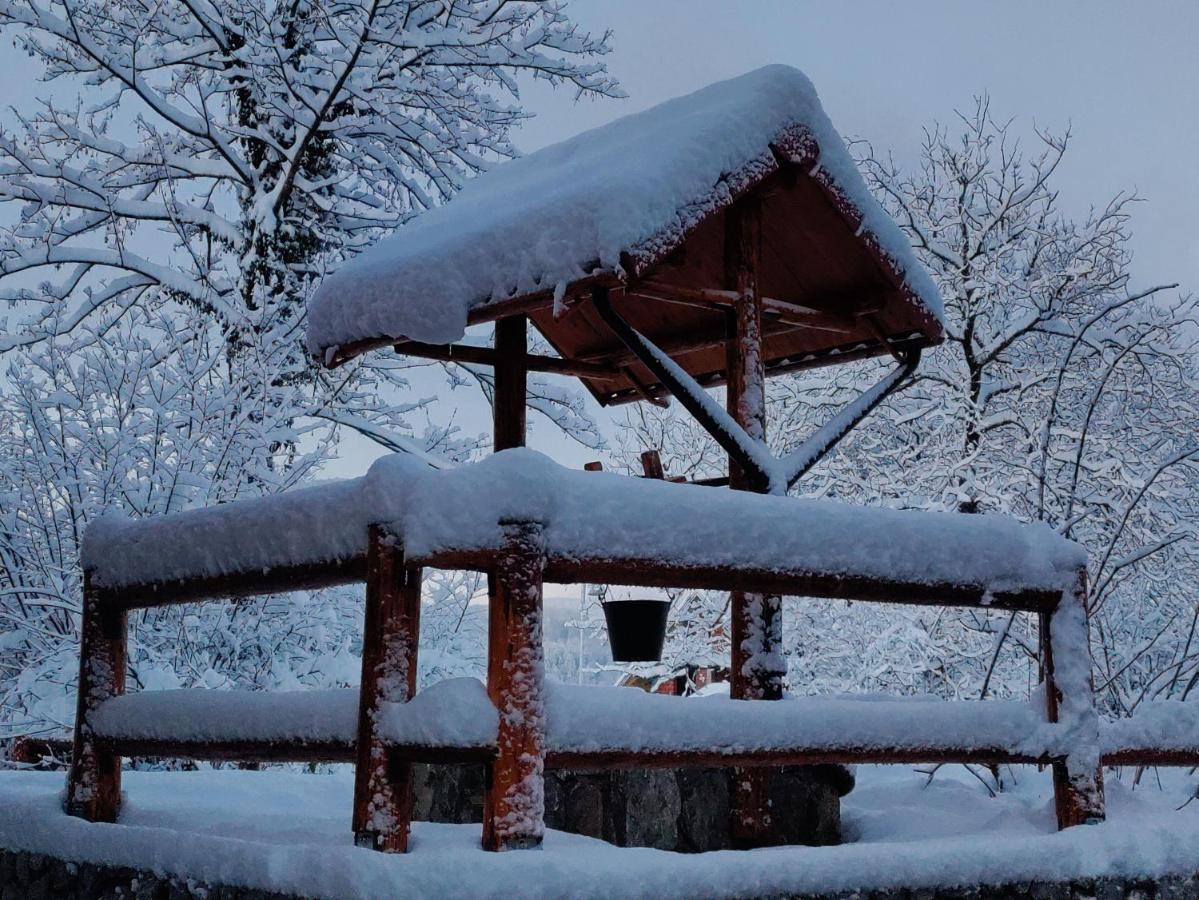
[86, 673, 1199, 764]
[83, 449, 1084, 595]
[547, 684, 1059, 757]
[305, 65, 943, 359]
[89, 679, 495, 750]
[1103, 700, 1199, 753]
[82, 476, 382, 589]
[91, 688, 359, 745]
[388, 450, 1086, 596]
[376, 677, 497, 749]
[2, 767, 1198, 899]
[87, 678, 1068, 760]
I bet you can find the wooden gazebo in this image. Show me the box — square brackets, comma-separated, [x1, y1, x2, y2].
[307, 64, 945, 846]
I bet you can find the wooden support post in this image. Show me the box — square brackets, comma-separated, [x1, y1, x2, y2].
[1040, 573, 1105, 829]
[724, 198, 785, 848]
[66, 573, 126, 822]
[353, 525, 422, 851]
[493, 315, 528, 453]
[487, 313, 529, 803]
[483, 520, 548, 851]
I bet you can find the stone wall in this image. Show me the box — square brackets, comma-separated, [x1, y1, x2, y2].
[412, 762, 854, 851]
[2, 848, 1196, 900]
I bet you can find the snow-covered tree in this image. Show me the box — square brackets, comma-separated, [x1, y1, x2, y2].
[0, 0, 619, 745]
[0, 0, 618, 440]
[615, 100, 1199, 712]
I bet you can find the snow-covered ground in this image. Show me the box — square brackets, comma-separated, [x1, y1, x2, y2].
[2, 765, 1197, 898]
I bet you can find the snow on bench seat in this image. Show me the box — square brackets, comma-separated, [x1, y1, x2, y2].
[1101, 701, 1199, 763]
[83, 476, 377, 592]
[90, 688, 361, 756]
[89, 678, 1069, 766]
[391, 450, 1085, 601]
[304, 64, 943, 361]
[91, 679, 498, 757]
[83, 449, 1085, 603]
[544, 684, 1061, 763]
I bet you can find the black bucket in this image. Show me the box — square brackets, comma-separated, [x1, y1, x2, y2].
[602, 599, 671, 662]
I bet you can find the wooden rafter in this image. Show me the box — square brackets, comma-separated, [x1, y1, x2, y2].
[391, 339, 623, 381]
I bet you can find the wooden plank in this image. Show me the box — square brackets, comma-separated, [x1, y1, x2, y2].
[483, 521, 548, 851]
[545, 746, 1060, 771]
[89, 734, 1199, 771]
[391, 340, 623, 381]
[412, 548, 1065, 614]
[352, 525, 422, 852]
[1040, 577, 1106, 829]
[96, 556, 367, 611]
[579, 309, 806, 371]
[634, 278, 865, 329]
[66, 573, 127, 823]
[98, 737, 355, 764]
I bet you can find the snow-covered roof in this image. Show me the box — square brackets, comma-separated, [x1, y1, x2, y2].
[305, 65, 943, 365]
[84, 449, 1083, 600]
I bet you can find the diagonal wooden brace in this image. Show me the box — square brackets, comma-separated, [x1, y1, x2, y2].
[592, 285, 774, 492]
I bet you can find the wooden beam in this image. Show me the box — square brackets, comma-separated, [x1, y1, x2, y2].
[98, 737, 355, 764]
[95, 557, 368, 611]
[391, 340, 623, 381]
[597, 331, 927, 406]
[318, 271, 621, 370]
[66, 574, 126, 823]
[483, 521, 548, 851]
[90, 544, 1068, 620]
[632, 278, 862, 332]
[493, 317, 528, 453]
[545, 746, 1061, 771]
[591, 286, 771, 492]
[578, 313, 807, 371]
[724, 196, 781, 850]
[353, 526, 422, 852]
[1041, 576, 1106, 829]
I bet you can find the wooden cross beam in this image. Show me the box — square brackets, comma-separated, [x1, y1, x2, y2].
[392, 340, 623, 381]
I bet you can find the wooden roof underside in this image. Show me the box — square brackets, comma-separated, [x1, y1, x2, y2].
[531, 163, 941, 406]
[332, 151, 943, 407]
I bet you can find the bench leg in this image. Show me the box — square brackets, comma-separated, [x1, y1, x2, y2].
[66, 575, 126, 822]
[353, 525, 422, 852]
[483, 520, 547, 851]
[1041, 576, 1105, 829]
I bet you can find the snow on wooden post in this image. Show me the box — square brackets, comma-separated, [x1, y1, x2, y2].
[1040, 570, 1106, 829]
[483, 519, 548, 851]
[487, 313, 529, 775]
[724, 197, 785, 848]
[66, 573, 127, 822]
[352, 524, 422, 852]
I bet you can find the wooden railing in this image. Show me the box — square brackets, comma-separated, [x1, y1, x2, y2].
[66, 504, 1116, 854]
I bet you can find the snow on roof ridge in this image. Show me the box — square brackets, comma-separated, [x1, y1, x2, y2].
[82, 448, 1082, 597]
[305, 64, 944, 359]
